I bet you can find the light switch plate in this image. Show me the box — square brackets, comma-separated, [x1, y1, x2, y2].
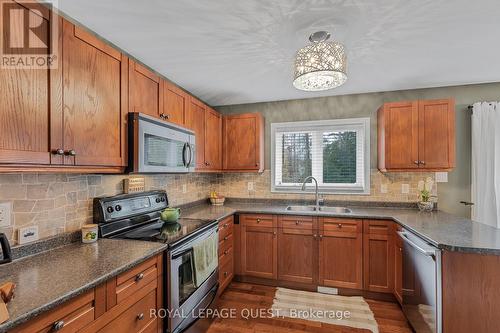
[18, 225, 39, 244]
[401, 184, 410, 194]
[182, 184, 187, 194]
[247, 182, 254, 191]
[0, 202, 12, 227]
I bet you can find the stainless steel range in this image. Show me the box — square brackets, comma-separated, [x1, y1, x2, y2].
[94, 191, 219, 333]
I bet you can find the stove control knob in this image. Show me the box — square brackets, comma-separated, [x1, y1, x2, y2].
[160, 197, 166, 202]
[155, 197, 161, 203]
[106, 206, 114, 213]
[115, 205, 122, 212]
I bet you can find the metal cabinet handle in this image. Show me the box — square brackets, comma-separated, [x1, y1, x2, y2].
[53, 149, 64, 156]
[319, 235, 323, 240]
[223, 271, 228, 277]
[295, 221, 300, 225]
[137, 313, 144, 320]
[273, 231, 277, 236]
[413, 160, 419, 165]
[460, 201, 474, 206]
[313, 234, 317, 239]
[224, 224, 228, 228]
[52, 320, 64, 331]
[224, 250, 228, 255]
[65, 149, 76, 156]
[160, 113, 170, 120]
[256, 219, 261, 223]
[135, 273, 144, 282]
[337, 223, 342, 228]
[420, 161, 425, 165]
[223, 236, 228, 241]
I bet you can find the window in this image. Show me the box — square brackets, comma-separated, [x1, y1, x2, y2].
[271, 118, 370, 194]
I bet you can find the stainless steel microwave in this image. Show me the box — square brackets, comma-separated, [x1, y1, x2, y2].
[128, 113, 195, 173]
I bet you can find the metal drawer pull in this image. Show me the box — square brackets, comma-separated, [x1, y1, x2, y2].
[319, 235, 323, 240]
[337, 224, 342, 228]
[135, 273, 144, 282]
[223, 236, 228, 241]
[223, 271, 228, 277]
[66, 149, 76, 156]
[295, 221, 300, 225]
[53, 148, 64, 156]
[256, 218, 261, 223]
[414, 160, 419, 165]
[313, 234, 317, 239]
[224, 250, 228, 255]
[137, 313, 144, 320]
[52, 321, 64, 331]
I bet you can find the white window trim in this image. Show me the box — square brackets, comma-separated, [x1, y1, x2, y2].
[271, 118, 371, 195]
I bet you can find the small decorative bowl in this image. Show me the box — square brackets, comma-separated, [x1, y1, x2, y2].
[210, 197, 225, 206]
[418, 201, 434, 212]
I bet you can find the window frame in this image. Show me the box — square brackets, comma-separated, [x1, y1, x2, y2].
[270, 117, 370, 195]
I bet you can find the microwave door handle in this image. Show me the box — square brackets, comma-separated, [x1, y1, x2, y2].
[186, 143, 193, 167]
[182, 142, 189, 167]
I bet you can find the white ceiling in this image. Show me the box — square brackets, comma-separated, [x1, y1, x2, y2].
[56, 0, 500, 106]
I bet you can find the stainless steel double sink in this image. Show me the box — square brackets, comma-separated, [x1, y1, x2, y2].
[285, 205, 352, 214]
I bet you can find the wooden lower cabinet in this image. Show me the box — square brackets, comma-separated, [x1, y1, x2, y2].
[218, 216, 235, 294]
[11, 254, 163, 333]
[319, 218, 363, 289]
[240, 215, 278, 279]
[363, 220, 394, 293]
[394, 227, 404, 304]
[278, 215, 317, 285]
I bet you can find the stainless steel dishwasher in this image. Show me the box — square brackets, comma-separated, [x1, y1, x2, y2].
[398, 229, 442, 333]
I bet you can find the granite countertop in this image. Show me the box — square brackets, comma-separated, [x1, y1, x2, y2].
[183, 202, 500, 255]
[0, 239, 167, 332]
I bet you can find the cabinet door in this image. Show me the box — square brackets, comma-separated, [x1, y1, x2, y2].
[0, 2, 57, 165]
[319, 218, 363, 289]
[418, 99, 455, 169]
[241, 225, 277, 280]
[162, 81, 186, 126]
[204, 107, 222, 170]
[363, 220, 394, 293]
[378, 101, 419, 170]
[278, 216, 317, 284]
[223, 113, 264, 171]
[185, 97, 206, 170]
[129, 60, 161, 118]
[62, 21, 127, 167]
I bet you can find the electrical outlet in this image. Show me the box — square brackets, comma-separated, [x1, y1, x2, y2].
[380, 184, 388, 194]
[0, 202, 12, 227]
[18, 225, 39, 244]
[401, 184, 410, 194]
[435, 172, 448, 183]
[182, 184, 187, 194]
[247, 182, 254, 191]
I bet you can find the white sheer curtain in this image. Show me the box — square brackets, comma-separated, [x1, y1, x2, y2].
[471, 102, 500, 227]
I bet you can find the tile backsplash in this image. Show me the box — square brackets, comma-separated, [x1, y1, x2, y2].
[0, 170, 435, 244]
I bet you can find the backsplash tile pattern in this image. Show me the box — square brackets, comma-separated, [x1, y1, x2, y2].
[0, 173, 218, 244]
[0, 170, 435, 244]
[215, 170, 436, 202]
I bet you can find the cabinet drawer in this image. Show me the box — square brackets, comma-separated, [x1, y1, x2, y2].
[219, 255, 234, 291]
[98, 289, 157, 333]
[240, 214, 276, 228]
[279, 215, 316, 231]
[219, 245, 233, 266]
[219, 216, 234, 240]
[219, 233, 233, 255]
[115, 257, 158, 304]
[322, 218, 362, 236]
[364, 219, 393, 235]
[11, 290, 95, 333]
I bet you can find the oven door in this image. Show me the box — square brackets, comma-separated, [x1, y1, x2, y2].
[130, 113, 195, 173]
[168, 228, 219, 333]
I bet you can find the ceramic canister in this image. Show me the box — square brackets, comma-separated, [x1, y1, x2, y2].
[82, 224, 98, 243]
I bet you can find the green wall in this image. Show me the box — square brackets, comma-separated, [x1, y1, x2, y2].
[216, 82, 500, 218]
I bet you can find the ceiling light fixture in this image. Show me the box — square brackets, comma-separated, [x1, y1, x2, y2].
[293, 31, 347, 91]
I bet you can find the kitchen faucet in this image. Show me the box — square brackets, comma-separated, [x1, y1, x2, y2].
[301, 176, 322, 211]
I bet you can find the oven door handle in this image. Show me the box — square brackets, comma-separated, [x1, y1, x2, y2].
[172, 248, 193, 260]
[398, 231, 436, 258]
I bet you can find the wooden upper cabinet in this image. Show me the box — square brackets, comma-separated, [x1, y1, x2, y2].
[378, 98, 455, 171]
[418, 99, 456, 169]
[223, 113, 264, 172]
[185, 97, 206, 170]
[162, 80, 187, 126]
[0, 1, 55, 165]
[204, 107, 222, 170]
[62, 21, 127, 167]
[129, 60, 161, 118]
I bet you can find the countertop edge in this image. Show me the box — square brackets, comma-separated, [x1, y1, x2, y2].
[0, 244, 167, 332]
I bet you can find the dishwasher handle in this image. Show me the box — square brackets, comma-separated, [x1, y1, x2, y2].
[397, 231, 436, 258]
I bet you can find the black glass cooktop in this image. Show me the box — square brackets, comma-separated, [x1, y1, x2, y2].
[111, 217, 217, 248]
